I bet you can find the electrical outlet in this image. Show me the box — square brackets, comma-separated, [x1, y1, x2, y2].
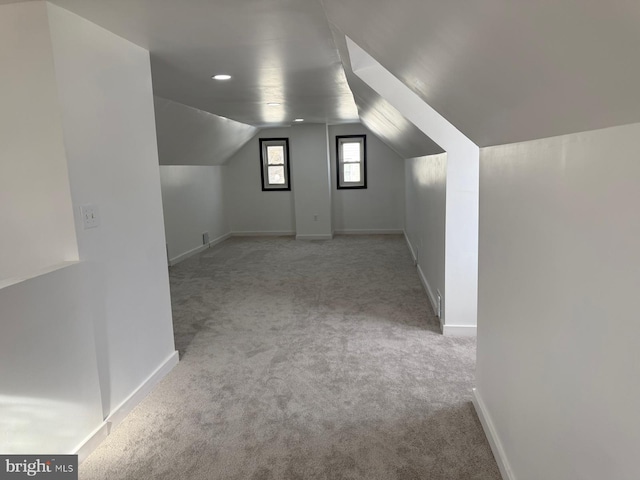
[436, 290, 442, 318]
[81, 204, 99, 229]
[202, 232, 210, 245]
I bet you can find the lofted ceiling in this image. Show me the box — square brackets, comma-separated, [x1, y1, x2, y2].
[321, 0, 640, 147]
[5, 0, 640, 152]
[26, 0, 360, 128]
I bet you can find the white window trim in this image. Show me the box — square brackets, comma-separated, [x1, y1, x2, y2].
[336, 135, 367, 189]
[259, 138, 291, 191]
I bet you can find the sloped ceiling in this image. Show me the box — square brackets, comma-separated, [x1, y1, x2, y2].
[154, 97, 258, 165]
[321, 0, 640, 147]
[330, 28, 443, 159]
[34, 0, 359, 127]
[7, 0, 640, 151]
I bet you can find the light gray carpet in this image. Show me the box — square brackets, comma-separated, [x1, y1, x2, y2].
[80, 235, 501, 480]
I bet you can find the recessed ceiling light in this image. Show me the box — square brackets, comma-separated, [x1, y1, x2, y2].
[212, 74, 231, 80]
[294, 118, 304, 122]
[267, 102, 281, 106]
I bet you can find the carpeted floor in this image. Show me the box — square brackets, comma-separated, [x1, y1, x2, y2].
[80, 235, 501, 479]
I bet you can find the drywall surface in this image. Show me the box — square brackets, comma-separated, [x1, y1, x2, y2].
[0, 1, 78, 282]
[48, 3, 176, 416]
[290, 123, 332, 238]
[477, 122, 640, 480]
[0, 262, 103, 454]
[405, 154, 446, 312]
[225, 129, 296, 234]
[329, 123, 404, 233]
[160, 166, 229, 260]
[348, 36, 478, 330]
[154, 96, 257, 166]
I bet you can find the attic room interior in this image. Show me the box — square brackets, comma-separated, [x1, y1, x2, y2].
[1, 0, 639, 479]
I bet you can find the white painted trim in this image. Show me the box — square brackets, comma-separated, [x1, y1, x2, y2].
[472, 388, 515, 480]
[230, 231, 295, 237]
[0, 260, 80, 290]
[168, 233, 232, 266]
[105, 350, 179, 429]
[442, 324, 476, 337]
[74, 350, 178, 463]
[403, 231, 417, 264]
[334, 229, 403, 235]
[168, 243, 207, 266]
[74, 423, 109, 463]
[296, 234, 334, 241]
[417, 264, 439, 319]
[208, 232, 231, 248]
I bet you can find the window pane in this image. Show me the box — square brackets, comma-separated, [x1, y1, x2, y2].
[343, 163, 361, 182]
[342, 142, 361, 163]
[267, 146, 284, 165]
[268, 165, 286, 184]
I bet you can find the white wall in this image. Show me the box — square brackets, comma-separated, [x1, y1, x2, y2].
[225, 128, 296, 235]
[404, 154, 446, 315]
[290, 124, 332, 239]
[476, 122, 640, 480]
[348, 36, 479, 334]
[329, 123, 404, 233]
[154, 96, 257, 166]
[0, 1, 78, 282]
[48, 3, 176, 418]
[0, 262, 103, 454]
[160, 166, 229, 261]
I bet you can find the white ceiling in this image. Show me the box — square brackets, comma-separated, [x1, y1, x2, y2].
[6, 0, 640, 151]
[322, 0, 640, 147]
[154, 97, 258, 166]
[330, 28, 443, 159]
[36, 0, 359, 127]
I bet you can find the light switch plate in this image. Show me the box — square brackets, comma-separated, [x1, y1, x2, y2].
[81, 204, 99, 229]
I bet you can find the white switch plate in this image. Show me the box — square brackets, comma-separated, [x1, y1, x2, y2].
[81, 204, 99, 229]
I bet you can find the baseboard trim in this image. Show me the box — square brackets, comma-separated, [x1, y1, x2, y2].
[230, 231, 295, 237]
[169, 243, 208, 266]
[416, 264, 438, 315]
[208, 232, 231, 248]
[105, 350, 179, 428]
[296, 234, 333, 241]
[472, 388, 515, 480]
[442, 324, 477, 336]
[168, 233, 232, 266]
[403, 231, 417, 264]
[74, 423, 109, 464]
[334, 229, 403, 235]
[75, 350, 179, 463]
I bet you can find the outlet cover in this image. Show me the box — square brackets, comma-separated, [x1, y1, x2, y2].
[81, 205, 99, 229]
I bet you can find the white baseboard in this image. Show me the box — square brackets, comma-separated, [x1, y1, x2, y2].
[168, 243, 208, 266]
[231, 231, 295, 237]
[168, 233, 232, 266]
[334, 229, 403, 235]
[403, 231, 417, 264]
[442, 324, 477, 336]
[105, 350, 179, 428]
[209, 232, 231, 248]
[74, 423, 109, 463]
[74, 350, 179, 463]
[472, 388, 515, 480]
[296, 234, 333, 240]
[417, 264, 438, 316]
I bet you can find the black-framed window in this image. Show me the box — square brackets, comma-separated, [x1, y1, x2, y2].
[336, 135, 366, 189]
[259, 138, 291, 191]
